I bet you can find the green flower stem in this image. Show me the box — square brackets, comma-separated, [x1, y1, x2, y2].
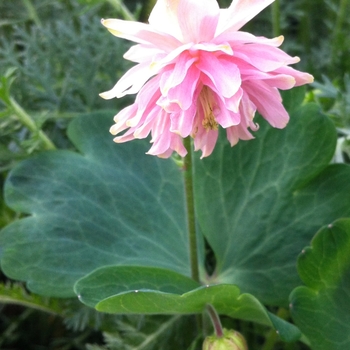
[332, 0, 348, 60]
[107, 0, 135, 21]
[183, 137, 200, 283]
[9, 97, 56, 150]
[139, 0, 157, 23]
[271, 0, 280, 37]
[22, 0, 42, 27]
[206, 304, 223, 337]
[334, 0, 348, 40]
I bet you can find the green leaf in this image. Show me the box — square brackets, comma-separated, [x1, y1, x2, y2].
[75, 266, 300, 343]
[0, 111, 190, 297]
[290, 219, 350, 350]
[194, 102, 350, 305]
[74, 266, 201, 308]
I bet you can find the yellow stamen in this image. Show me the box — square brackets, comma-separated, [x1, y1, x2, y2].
[200, 87, 218, 131]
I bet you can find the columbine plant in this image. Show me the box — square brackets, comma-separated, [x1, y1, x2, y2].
[98, 0, 314, 346]
[100, 0, 313, 158]
[5, 0, 350, 349]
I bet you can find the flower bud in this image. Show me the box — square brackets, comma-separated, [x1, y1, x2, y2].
[203, 329, 248, 350]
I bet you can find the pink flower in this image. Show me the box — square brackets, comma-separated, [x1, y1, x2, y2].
[100, 0, 313, 158]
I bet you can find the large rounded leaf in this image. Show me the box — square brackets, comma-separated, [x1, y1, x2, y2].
[194, 99, 350, 305]
[0, 111, 190, 297]
[290, 219, 350, 350]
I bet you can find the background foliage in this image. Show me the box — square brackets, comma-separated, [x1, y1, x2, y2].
[1, 0, 350, 349]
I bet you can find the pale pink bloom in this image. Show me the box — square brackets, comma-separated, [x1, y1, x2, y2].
[100, 0, 313, 158]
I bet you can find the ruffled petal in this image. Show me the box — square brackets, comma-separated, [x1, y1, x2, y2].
[274, 66, 314, 86]
[166, 65, 201, 110]
[123, 44, 163, 63]
[197, 52, 241, 98]
[99, 62, 157, 99]
[193, 127, 219, 158]
[170, 103, 197, 137]
[176, 0, 220, 42]
[127, 76, 161, 127]
[159, 51, 197, 95]
[242, 70, 296, 90]
[148, 0, 183, 41]
[214, 31, 284, 47]
[233, 43, 300, 72]
[243, 80, 289, 128]
[101, 18, 180, 51]
[110, 104, 137, 135]
[216, 0, 275, 34]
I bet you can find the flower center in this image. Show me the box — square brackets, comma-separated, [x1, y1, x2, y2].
[200, 87, 219, 131]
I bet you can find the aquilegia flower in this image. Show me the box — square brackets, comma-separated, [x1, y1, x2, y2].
[100, 0, 313, 158]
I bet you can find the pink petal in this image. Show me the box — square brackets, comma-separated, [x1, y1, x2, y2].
[123, 44, 164, 63]
[197, 52, 241, 98]
[274, 66, 314, 86]
[193, 127, 219, 158]
[233, 44, 300, 72]
[99, 62, 157, 99]
[224, 88, 243, 113]
[170, 103, 197, 137]
[215, 31, 284, 47]
[239, 91, 257, 124]
[148, 127, 172, 156]
[177, 0, 220, 42]
[191, 42, 233, 55]
[171, 136, 187, 157]
[134, 106, 162, 139]
[151, 43, 193, 71]
[101, 18, 180, 51]
[216, 0, 275, 34]
[166, 65, 201, 110]
[242, 71, 297, 90]
[159, 51, 197, 95]
[226, 123, 254, 146]
[110, 104, 137, 135]
[215, 95, 241, 128]
[243, 80, 289, 129]
[148, 0, 183, 41]
[127, 77, 161, 127]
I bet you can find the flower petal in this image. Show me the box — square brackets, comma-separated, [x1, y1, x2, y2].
[148, 0, 183, 42]
[99, 62, 157, 99]
[217, 0, 275, 34]
[166, 65, 201, 110]
[101, 18, 180, 51]
[110, 104, 137, 135]
[170, 103, 197, 137]
[177, 0, 220, 42]
[243, 80, 289, 128]
[159, 51, 197, 95]
[123, 44, 163, 63]
[127, 77, 161, 127]
[194, 127, 219, 158]
[214, 31, 284, 47]
[197, 52, 241, 98]
[274, 66, 314, 86]
[242, 70, 297, 90]
[233, 43, 300, 72]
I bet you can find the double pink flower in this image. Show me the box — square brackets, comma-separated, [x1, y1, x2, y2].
[101, 0, 313, 158]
